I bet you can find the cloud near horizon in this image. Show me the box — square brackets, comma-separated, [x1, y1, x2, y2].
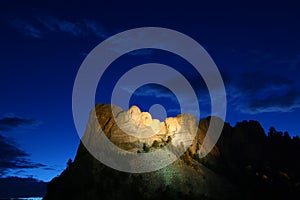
[226, 71, 300, 114]
[0, 134, 46, 177]
[0, 116, 52, 177]
[9, 14, 110, 39]
[244, 89, 300, 113]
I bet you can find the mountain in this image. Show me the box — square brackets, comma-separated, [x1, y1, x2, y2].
[44, 104, 300, 200]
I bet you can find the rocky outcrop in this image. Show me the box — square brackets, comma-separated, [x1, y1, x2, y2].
[44, 103, 300, 200]
[44, 104, 237, 200]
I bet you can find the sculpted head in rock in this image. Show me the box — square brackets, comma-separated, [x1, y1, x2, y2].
[165, 117, 181, 133]
[127, 105, 153, 127]
[139, 112, 152, 126]
[128, 105, 141, 123]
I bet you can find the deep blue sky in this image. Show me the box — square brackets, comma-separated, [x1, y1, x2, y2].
[0, 1, 300, 182]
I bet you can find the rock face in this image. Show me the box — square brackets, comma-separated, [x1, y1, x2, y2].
[44, 104, 300, 200]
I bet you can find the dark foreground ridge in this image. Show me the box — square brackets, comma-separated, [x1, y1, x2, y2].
[44, 104, 300, 200]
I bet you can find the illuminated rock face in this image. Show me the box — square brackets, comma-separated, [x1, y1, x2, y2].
[81, 104, 199, 151]
[150, 119, 162, 133]
[165, 117, 181, 134]
[128, 105, 141, 124]
[127, 106, 153, 127]
[118, 105, 196, 149]
[128, 105, 181, 134]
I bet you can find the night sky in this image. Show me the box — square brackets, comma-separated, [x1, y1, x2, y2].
[0, 1, 300, 182]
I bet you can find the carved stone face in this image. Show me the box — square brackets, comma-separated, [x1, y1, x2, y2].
[139, 112, 152, 127]
[128, 105, 141, 123]
[128, 106, 153, 127]
[165, 117, 181, 133]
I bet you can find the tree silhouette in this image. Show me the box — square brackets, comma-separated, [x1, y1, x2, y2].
[66, 158, 72, 168]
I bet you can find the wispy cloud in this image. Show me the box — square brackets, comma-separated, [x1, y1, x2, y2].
[11, 20, 42, 38]
[0, 116, 41, 132]
[243, 90, 300, 113]
[128, 48, 155, 56]
[36, 15, 83, 37]
[0, 134, 46, 176]
[9, 14, 156, 57]
[83, 19, 110, 39]
[226, 71, 300, 114]
[121, 84, 178, 100]
[9, 14, 110, 39]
